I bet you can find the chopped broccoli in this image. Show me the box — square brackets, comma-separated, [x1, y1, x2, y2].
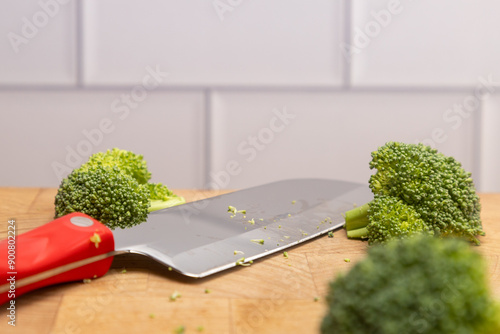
[169, 290, 181, 301]
[235, 257, 251, 266]
[345, 142, 483, 244]
[250, 239, 265, 245]
[89, 232, 102, 248]
[54, 148, 185, 229]
[321, 235, 500, 334]
[174, 325, 185, 334]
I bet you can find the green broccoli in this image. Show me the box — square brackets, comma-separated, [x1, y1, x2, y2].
[345, 142, 483, 244]
[321, 235, 500, 334]
[54, 149, 185, 229]
[83, 148, 152, 183]
[346, 195, 433, 243]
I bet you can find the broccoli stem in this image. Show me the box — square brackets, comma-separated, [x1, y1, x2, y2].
[347, 227, 368, 239]
[345, 203, 370, 239]
[148, 197, 185, 212]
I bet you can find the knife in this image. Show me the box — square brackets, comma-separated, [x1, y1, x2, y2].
[0, 178, 372, 304]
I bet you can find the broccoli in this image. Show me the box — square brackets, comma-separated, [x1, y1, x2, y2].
[346, 195, 433, 243]
[54, 148, 185, 229]
[82, 148, 151, 183]
[345, 142, 483, 244]
[321, 235, 500, 334]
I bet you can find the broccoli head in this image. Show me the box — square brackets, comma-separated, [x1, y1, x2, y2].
[345, 142, 483, 244]
[54, 165, 149, 229]
[346, 195, 433, 243]
[54, 148, 185, 229]
[82, 148, 151, 184]
[321, 235, 500, 334]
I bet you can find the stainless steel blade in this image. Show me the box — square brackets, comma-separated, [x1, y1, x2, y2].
[111, 179, 372, 277]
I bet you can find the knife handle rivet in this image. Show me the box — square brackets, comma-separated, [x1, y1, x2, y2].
[70, 216, 94, 227]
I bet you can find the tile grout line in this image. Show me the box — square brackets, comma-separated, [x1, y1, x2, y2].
[203, 88, 213, 190]
[0, 84, 489, 93]
[474, 99, 483, 191]
[342, 0, 352, 90]
[75, 0, 84, 88]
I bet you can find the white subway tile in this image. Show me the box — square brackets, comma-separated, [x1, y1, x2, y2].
[0, 90, 205, 188]
[480, 95, 500, 192]
[82, 0, 343, 87]
[210, 91, 479, 190]
[0, 0, 76, 85]
[350, 0, 500, 87]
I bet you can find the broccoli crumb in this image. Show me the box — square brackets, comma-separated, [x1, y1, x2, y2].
[227, 205, 236, 213]
[259, 218, 264, 221]
[278, 225, 282, 228]
[287, 213, 291, 217]
[234, 250, 244, 255]
[170, 290, 181, 301]
[174, 325, 185, 334]
[328, 231, 334, 238]
[121, 268, 127, 274]
[314, 297, 320, 302]
[89, 232, 102, 248]
[168, 266, 173, 271]
[204, 288, 211, 294]
[251, 239, 265, 245]
[82, 278, 92, 284]
[196, 326, 204, 332]
[292, 200, 296, 204]
[236, 257, 251, 266]
[149, 313, 156, 319]
[344, 258, 351, 263]
[248, 218, 255, 225]
[283, 251, 289, 259]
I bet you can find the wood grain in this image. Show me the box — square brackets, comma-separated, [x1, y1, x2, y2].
[0, 189, 499, 334]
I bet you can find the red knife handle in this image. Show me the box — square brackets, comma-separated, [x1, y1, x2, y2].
[0, 212, 115, 305]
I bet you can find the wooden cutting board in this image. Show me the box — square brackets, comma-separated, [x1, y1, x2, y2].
[1, 188, 499, 334]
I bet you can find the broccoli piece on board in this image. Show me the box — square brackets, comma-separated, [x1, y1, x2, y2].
[321, 236, 500, 334]
[346, 195, 433, 244]
[54, 148, 185, 229]
[345, 142, 483, 244]
[54, 165, 149, 229]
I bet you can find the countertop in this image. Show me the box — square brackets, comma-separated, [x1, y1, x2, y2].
[1, 188, 499, 334]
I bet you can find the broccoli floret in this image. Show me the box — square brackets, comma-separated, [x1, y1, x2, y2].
[346, 195, 433, 244]
[54, 165, 149, 229]
[345, 142, 483, 244]
[321, 236, 500, 334]
[54, 148, 185, 229]
[147, 182, 186, 211]
[83, 148, 151, 184]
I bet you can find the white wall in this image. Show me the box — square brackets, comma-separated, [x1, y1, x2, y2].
[0, 0, 498, 192]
